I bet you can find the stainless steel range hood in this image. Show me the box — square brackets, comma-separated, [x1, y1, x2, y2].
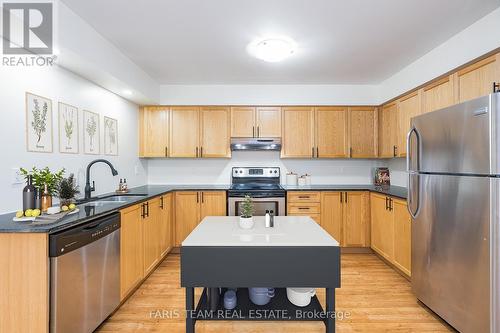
[230, 138, 281, 151]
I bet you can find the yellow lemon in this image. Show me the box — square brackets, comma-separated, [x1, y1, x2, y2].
[24, 209, 33, 217]
[16, 211, 24, 218]
[69, 203, 76, 210]
[32, 209, 41, 217]
[61, 205, 69, 212]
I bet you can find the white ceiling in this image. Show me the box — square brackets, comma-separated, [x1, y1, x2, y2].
[61, 0, 500, 85]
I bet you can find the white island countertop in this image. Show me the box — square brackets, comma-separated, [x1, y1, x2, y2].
[182, 216, 339, 247]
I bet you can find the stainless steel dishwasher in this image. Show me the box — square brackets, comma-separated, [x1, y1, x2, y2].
[50, 212, 121, 333]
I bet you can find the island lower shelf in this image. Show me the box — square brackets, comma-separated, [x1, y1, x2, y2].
[195, 287, 326, 322]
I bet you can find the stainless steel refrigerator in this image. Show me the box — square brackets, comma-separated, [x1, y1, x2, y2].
[407, 93, 500, 333]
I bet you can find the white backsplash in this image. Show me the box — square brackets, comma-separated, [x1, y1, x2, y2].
[386, 158, 407, 187]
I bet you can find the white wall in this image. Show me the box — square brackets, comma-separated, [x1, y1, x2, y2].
[386, 158, 407, 188]
[0, 65, 148, 213]
[147, 151, 383, 185]
[160, 84, 380, 105]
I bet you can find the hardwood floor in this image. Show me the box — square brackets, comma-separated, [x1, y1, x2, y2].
[97, 253, 454, 333]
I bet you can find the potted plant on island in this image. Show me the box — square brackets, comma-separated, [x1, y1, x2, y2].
[239, 195, 255, 229]
[58, 173, 80, 208]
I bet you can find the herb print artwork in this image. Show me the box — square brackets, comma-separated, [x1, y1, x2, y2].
[83, 110, 100, 154]
[58, 103, 78, 154]
[26, 92, 52, 153]
[104, 116, 118, 155]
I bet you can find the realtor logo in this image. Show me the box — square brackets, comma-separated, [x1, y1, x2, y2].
[2, 2, 53, 54]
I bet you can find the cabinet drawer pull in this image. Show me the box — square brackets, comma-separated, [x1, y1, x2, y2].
[298, 196, 310, 199]
[298, 207, 310, 210]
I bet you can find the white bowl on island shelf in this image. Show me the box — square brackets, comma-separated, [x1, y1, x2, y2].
[239, 216, 254, 229]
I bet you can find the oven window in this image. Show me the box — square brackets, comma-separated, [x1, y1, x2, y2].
[236, 201, 279, 216]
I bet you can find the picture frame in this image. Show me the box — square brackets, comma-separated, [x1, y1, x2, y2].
[374, 167, 391, 186]
[104, 116, 118, 155]
[58, 102, 79, 154]
[83, 110, 100, 155]
[26, 92, 53, 153]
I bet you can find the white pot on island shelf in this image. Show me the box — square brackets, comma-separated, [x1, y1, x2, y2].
[239, 216, 254, 229]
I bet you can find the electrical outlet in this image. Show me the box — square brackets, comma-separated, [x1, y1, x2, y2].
[11, 168, 24, 185]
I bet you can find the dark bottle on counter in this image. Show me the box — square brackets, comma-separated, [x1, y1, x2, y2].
[22, 175, 36, 211]
[34, 188, 42, 210]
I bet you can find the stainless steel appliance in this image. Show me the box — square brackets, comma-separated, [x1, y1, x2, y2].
[407, 93, 500, 333]
[50, 212, 121, 333]
[228, 167, 286, 216]
[230, 138, 281, 151]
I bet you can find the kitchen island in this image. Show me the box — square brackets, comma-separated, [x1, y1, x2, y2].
[181, 216, 341, 333]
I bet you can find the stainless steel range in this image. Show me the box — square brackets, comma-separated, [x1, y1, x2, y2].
[228, 167, 285, 216]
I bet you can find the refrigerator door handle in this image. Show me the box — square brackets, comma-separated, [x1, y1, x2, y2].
[407, 127, 421, 219]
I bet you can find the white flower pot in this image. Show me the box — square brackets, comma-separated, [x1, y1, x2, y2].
[239, 216, 254, 229]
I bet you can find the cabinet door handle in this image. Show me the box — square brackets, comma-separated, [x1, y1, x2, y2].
[257, 126, 260, 137]
[201, 192, 204, 203]
[165, 146, 168, 157]
[345, 192, 348, 203]
[160, 196, 164, 209]
[253, 126, 255, 138]
[146, 202, 149, 217]
[494, 82, 499, 93]
[385, 197, 389, 210]
[389, 198, 393, 211]
[200, 147, 203, 158]
[312, 147, 315, 158]
[349, 147, 353, 158]
[316, 147, 319, 158]
[141, 203, 145, 218]
[340, 192, 343, 203]
[196, 192, 199, 203]
[196, 147, 199, 158]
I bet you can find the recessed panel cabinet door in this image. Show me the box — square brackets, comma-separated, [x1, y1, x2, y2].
[143, 198, 161, 276]
[422, 76, 455, 114]
[393, 198, 411, 276]
[397, 92, 421, 157]
[379, 102, 398, 158]
[139, 107, 169, 157]
[200, 191, 227, 220]
[370, 193, 393, 260]
[200, 107, 230, 158]
[120, 204, 144, 300]
[170, 107, 199, 157]
[343, 191, 370, 247]
[174, 192, 200, 246]
[256, 107, 281, 137]
[320, 192, 343, 244]
[349, 107, 377, 158]
[231, 107, 255, 137]
[315, 107, 348, 158]
[457, 53, 500, 103]
[281, 107, 315, 158]
[159, 194, 172, 258]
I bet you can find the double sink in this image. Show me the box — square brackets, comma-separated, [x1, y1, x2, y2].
[79, 193, 148, 207]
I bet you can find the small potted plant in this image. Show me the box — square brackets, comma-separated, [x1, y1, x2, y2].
[20, 166, 65, 212]
[239, 195, 255, 229]
[58, 174, 80, 207]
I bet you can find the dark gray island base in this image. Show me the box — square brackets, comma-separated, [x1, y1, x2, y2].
[181, 217, 341, 333]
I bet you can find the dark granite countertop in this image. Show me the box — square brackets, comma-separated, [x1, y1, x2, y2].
[0, 184, 406, 233]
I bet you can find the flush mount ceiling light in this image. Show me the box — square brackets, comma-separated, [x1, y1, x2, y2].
[248, 37, 297, 63]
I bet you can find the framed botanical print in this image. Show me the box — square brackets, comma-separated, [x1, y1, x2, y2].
[26, 92, 53, 153]
[104, 116, 118, 155]
[83, 110, 100, 154]
[58, 102, 78, 154]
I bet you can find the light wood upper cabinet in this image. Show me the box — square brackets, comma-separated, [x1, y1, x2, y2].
[200, 107, 231, 158]
[139, 106, 169, 157]
[379, 102, 398, 158]
[393, 198, 411, 277]
[343, 191, 370, 247]
[170, 107, 200, 158]
[120, 204, 144, 300]
[256, 107, 281, 137]
[320, 192, 343, 244]
[349, 107, 378, 158]
[397, 91, 421, 157]
[281, 107, 315, 158]
[158, 194, 173, 258]
[370, 193, 394, 260]
[200, 191, 227, 220]
[456, 53, 500, 103]
[230, 107, 255, 137]
[422, 75, 455, 114]
[315, 107, 348, 158]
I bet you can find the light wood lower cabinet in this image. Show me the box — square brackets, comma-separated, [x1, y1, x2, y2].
[320, 191, 370, 247]
[287, 191, 321, 225]
[370, 193, 411, 277]
[143, 198, 161, 276]
[174, 191, 227, 246]
[159, 193, 173, 258]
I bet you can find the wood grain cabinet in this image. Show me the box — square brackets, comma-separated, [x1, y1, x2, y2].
[174, 191, 226, 246]
[315, 107, 349, 158]
[159, 193, 173, 258]
[456, 53, 500, 103]
[422, 75, 455, 114]
[139, 106, 169, 157]
[120, 204, 144, 299]
[348, 107, 378, 158]
[397, 91, 421, 157]
[379, 102, 398, 158]
[321, 191, 370, 247]
[230, 107, 281, 138]
[143, 198, 160, 276]
[370, 193, 411, 277]
[170, 107, 230, 158]
[287, 191, 321, 224]
[281, 107, 315, 158]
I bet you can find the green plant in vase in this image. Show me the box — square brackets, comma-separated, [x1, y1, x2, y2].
[58, 174, 80, 207]
[239, 195, 255, 229]
[20, 166, 65, 195]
